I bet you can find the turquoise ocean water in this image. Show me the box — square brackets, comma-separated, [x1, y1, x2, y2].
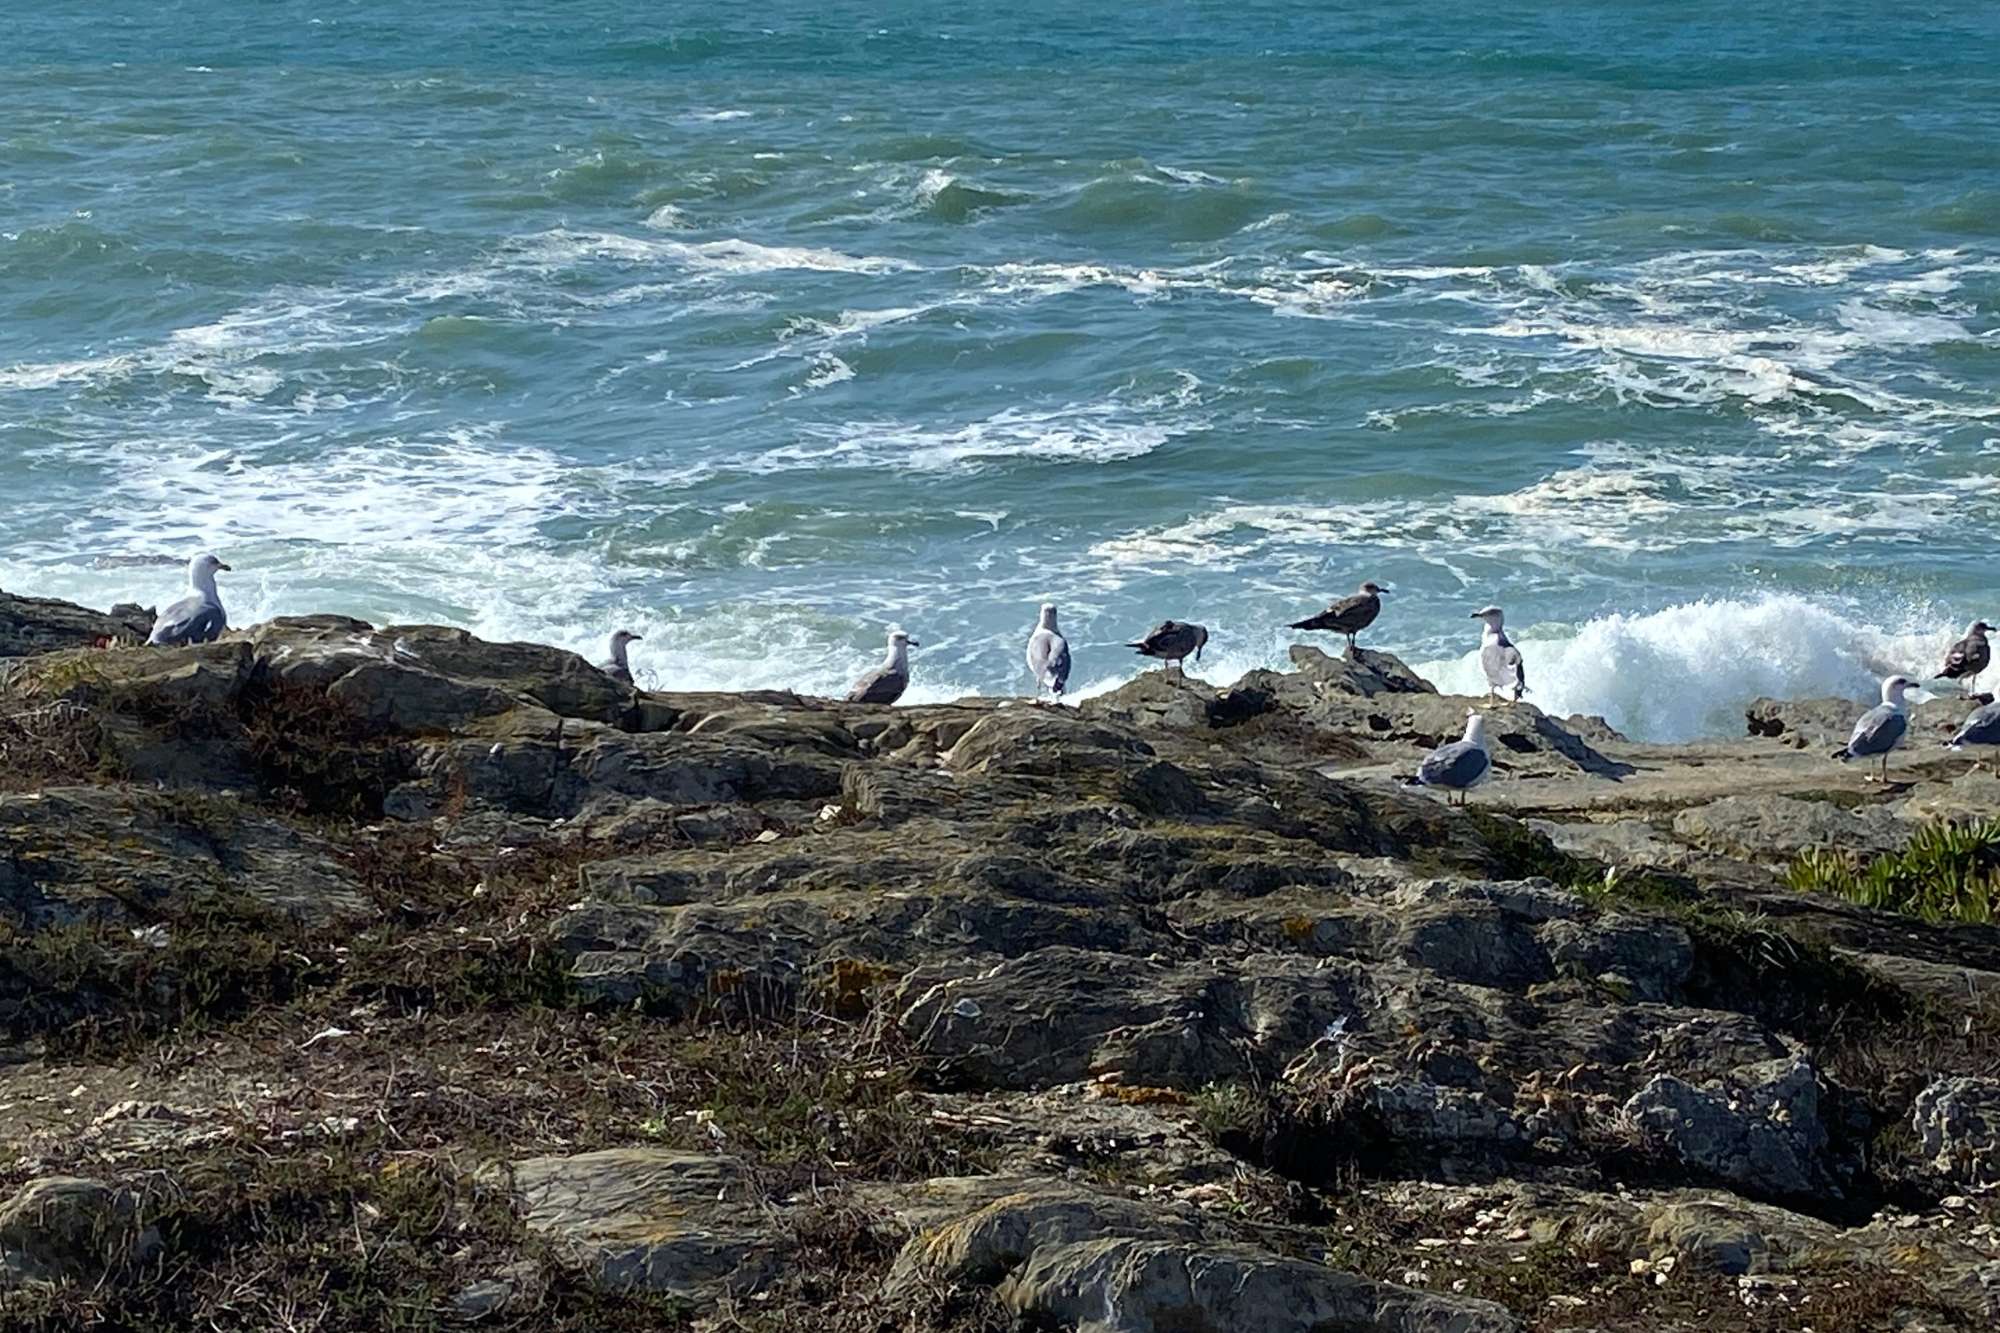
[3, 2, 1998, 738]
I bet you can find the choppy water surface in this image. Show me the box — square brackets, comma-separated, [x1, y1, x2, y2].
[4, 2, 1998, 738]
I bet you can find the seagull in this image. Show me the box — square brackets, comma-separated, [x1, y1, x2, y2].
[1127, 621, 1208, 677]
[1473, 606, 1527, 703]
[1835, 674, 1915, 782]
[599, 629, 642, 686]
[1944, 698, 2000, 770]
[1414, 709, 1493, 807]
[1936, 621, 1993, 695]
[847, 629, 919, 705]
[1289, 581, 1389, 656]
[147, 552, 231, 646]
[1025, 603, 1071, 701]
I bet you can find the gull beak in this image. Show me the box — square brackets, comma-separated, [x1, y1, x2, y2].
[630, 634, 643, 643]
[907, 639, 921, 648]
[217, 563, 233, 572]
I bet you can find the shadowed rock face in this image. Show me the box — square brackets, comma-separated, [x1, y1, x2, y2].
[3, 595, 2000, 1326]
[0, 590, 153, 660]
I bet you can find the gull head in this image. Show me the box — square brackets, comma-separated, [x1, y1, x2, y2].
[1464, 709, 1489, 744]
[1360, 581, 1390, 596]
[1882, 674, 1916, 704]
[189, 552, 230, 592]
[1038, 603, 1059, 629]
[1973, 621, 1995, 636]
[889, 629, 920, 650]
[610, 629, 642, 651]
[1471, 605, 1504, 626]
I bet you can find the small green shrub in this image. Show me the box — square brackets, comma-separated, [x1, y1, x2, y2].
[1788, 819, 2000, 924]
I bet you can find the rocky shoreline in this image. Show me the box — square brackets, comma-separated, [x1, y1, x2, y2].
[2, 590, 1999, 1330]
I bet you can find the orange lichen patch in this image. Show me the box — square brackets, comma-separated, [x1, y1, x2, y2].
[1281, 915, 1317, 942]
[1089, 1083, 1191, 1107]
[828, 957, 903, 1018]
[707, 969, 745, 997]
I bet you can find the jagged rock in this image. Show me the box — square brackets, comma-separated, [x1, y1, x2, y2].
[0, 1175, 157, 1288]
[946, 709, 1158, 776]
[0, 591, 152, 659]
[1912, 1077, 2000, 1185]
[889, 1184, 1517, 1333]
[0, 786, 371, 930]
[1745, 696, 1866, 743]
[8, 587, 2000, 1326]
[505, 1150, 782, 1297]
[1539, 911, 1694, 1002]
[1643, 1201, 1778, 1275]
[1670, 794, 1908, 862]
[1623, 1058, 1840, 1202]
[1286, 644, 1438, 697]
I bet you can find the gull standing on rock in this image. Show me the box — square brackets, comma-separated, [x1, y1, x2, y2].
[147, 552, 231, 646]
[1414, 709, 1493, 806]
[847, 629, 919, 705]
[1127, 620, 1207, 677]
[1835, 674, 1915, 782]
[1936, 620, 1993, 695]
[1025, 603, 1071, 701]
[599, 629, 642, 686]
[1473, 606, 1527, 703]
[1288, 581, 1389, 656]
[1945, 699, 2000, 770]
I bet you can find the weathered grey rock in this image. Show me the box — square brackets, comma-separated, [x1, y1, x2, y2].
[890, 1184, 1517, 1333]
[0, 786, 372, 930]
[0, 1175, 157, 1288]
[1912, 1076, 2000, 1185]
[0, 591, 153, 659]
[1643, 1201, 1772, 1275]
[1286, 643, 1439, 697]
[1624, 1057, 1839, 1201]
[506, 1150, 781, 1297]
[1006, 1236, 1518, 1333]
[1670, 794, 1908, 862]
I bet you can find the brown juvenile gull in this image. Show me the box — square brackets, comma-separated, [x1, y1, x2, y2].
[1025, 603, 1071, 700]
[1473, 605, 1527, 703]
[1288, 580, 1389, 655]
[1936, 620, 1993, 695]
[147, 552, 231, 646]
[599, 629, 642, 686]
[1412, 708, 1492, 807]
[847, 629, 919, 705]
[1834, 673, 1914, 783]
[1127, 620, 1207, 676]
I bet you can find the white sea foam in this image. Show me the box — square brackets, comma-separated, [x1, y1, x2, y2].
[1415, 595, 1961, 742]
[767, 398, 1185, 472]
[512, 229, 915, 276]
